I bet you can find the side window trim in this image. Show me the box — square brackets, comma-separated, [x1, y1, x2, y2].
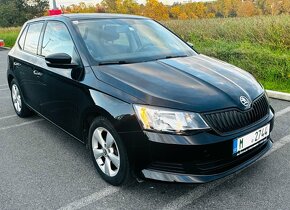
[18, 25, 28, 50]
[37, 21, 47, 56]
[38, 21, 48, 57]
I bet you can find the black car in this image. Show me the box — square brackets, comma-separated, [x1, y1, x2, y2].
[7, 14, 274, 186]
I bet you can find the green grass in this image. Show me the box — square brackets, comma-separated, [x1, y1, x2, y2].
[162, 15, 290, 93]
[0, 15, 289, 93]
[0, 27, 21, 47]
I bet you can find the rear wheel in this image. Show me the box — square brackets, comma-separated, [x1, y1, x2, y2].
[89, 117, 133, 186]
[10, 79, 33, 118]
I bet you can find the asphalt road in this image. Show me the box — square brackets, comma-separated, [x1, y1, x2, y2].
[1, 49, 290, 210]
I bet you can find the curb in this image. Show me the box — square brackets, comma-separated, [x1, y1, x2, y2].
[0, 47, 11, 50]
[267, 90, 290, 102]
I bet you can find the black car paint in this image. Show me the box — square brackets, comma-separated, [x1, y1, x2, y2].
[94, 54, 263, 112]
[7, 14, 274, 183]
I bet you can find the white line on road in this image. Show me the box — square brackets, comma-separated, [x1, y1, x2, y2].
[276, 106, 290, 118]
[0, 84, 8, 87]
[264, 134, 290, 158]
[162, 176, 233, 210]
[58, 186, 119, 210]
[0, 88, 9, 91]
[0, 119, 43, 131]
[0, 114, 16, 120]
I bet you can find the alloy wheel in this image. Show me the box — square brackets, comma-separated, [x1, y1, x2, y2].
[11, 84, 22, 113]
[92, 127, 120, 177]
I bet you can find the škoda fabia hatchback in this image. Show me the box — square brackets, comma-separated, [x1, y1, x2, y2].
[7, 14, 274, 185]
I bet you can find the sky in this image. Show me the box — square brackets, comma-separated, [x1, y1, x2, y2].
[50, 0, 213, 7]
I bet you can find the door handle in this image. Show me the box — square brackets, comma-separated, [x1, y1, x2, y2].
[33, 70, 43, 76]
[13, 62, 21, 67]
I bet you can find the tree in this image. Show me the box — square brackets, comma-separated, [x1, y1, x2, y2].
[237, 1, 258, 17]
[178, 12, 188, 20]
[0, 0, 49, 27]
[281, 0, 290, 14]
[170, 5, 182, 19]
[142, 0, 169, 20]
[101, 0, 140, 14]
[101, 0, 118, 12]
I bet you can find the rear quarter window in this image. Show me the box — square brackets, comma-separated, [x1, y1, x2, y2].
[18, 26, 28, 50]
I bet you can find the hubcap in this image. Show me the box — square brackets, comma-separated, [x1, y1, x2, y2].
[11, 84, 22, 113]
[92, 127, 120, 177]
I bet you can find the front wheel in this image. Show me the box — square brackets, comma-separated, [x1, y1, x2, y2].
[89, 117, 133, 186]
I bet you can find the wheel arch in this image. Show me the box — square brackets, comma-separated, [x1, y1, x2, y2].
[7, 74, 14, 89]
[81, 106, 116, 144]
[81, 89, 140, 144]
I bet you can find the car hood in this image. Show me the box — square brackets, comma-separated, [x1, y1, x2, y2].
[92, 54, 264, 112]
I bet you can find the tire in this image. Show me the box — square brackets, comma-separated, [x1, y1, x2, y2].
[88, 117, 133, 186]
[10, 79, 33, 118]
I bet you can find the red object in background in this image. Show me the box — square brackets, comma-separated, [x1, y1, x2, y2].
[0, 40, 5, 47]
[49, 9, 62, 16]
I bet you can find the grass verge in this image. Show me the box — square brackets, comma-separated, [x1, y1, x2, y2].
[0, 27, 21, 47]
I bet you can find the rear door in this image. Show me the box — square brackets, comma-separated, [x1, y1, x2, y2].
[13, 21, 44, 111]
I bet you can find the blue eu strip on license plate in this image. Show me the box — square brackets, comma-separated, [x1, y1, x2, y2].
[233, 139, 238, 154]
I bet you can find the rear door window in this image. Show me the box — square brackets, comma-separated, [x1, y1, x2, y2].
[24, 22, 44, 54]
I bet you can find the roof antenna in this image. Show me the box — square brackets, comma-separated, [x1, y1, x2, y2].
[52, 0, 57, 10]
[49, 0, 62, 16]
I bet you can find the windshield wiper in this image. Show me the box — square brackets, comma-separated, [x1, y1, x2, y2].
[98, 60, 131, 65]
[165, 55, 188, 59]
[98, 55, 189, 65]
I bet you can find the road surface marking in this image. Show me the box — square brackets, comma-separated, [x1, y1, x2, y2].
[264, 134, 290, 158]
[0, 88, 9, 91]
[0, 114, 17, 120]
[0, 84, 8, 87]
[276, 106, 290, 118]
[0, 119, 43, 131]
[58, 186, 119, 210]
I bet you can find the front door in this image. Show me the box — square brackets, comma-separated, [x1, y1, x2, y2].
[37, 21, 84, 137]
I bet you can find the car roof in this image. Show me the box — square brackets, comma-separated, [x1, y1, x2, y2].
[27, 13, 149, 23]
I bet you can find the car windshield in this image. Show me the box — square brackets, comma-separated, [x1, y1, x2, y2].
[73, 18, 197, 64]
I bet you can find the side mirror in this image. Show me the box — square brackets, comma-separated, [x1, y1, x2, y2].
[45, 53, 78, 69]
[187, 42, 194, 48]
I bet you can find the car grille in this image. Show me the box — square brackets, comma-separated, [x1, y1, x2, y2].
[202, 94, 269, 134]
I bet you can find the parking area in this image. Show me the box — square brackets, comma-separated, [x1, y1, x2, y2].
[1, 49, 290, 210]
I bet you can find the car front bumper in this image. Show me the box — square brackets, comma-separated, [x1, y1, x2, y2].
[119, 107, 275, 183]
[142, 138, 272, 183]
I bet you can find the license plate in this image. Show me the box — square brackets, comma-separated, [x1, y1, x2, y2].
[233, 124, 270, 156]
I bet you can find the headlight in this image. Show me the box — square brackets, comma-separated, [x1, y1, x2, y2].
[133, 105, 209, 133]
